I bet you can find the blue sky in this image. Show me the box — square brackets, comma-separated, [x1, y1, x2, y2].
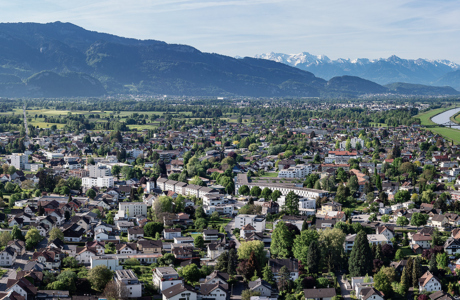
[1, 0, 460, 62]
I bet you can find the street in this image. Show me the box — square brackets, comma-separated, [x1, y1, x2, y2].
[337, 272, 351, 300]
[225, 219, 241, 248]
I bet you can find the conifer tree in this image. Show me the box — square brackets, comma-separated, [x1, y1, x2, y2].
[227, 248, 238, 275]
[405, 257, 413, 286]
[349, 231, 373, 276]
[375, 243, 383, 260]
[412, 257, 421, 287]
[262, 264, 275, 286]
[306, 240, 320, 274]
[400, 266, 409, 293]
[429, 254, 438, 275]
[301, 220, 308, 231]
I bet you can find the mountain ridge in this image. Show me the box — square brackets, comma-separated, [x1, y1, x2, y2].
[0, 22, 458, 98]
[255, 52, 460, 87]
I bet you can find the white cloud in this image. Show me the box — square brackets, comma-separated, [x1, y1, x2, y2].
[0, 0, 459, 62]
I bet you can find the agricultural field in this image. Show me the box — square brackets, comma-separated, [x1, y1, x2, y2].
[425, 127, 460, 144]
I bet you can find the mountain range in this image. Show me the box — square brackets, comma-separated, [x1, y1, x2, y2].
[0, 22, 458, 98]
[254, 52, 460, 90]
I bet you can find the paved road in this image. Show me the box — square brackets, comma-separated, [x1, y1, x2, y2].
[225, 219, 241, 248]
[337, 273, 351, 300]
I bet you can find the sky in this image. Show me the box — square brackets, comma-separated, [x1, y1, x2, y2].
[1, 0, 460, 62]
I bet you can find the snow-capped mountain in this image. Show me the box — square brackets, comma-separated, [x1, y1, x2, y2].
[254, 52, 460, 86]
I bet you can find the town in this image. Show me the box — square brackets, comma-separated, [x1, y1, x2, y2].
[0, 97, 459, 300]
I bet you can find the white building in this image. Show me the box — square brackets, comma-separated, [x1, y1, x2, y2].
[114, 269, 142, 298]
[162, 284, 197, 300]
[0, 246, 16, 266]
[118, 202, 148, 218]
[88, 165, 111, 177]
[82, 176, 114, 188]
[278, 164, 312, 179]
[419, 271, 441, 292]
[10, 153, 28, 170]
[339, 137, 364, 150]
[153, 267, 183, 291]
[235, 215, 266, 232]
[90, 255, 122, 271]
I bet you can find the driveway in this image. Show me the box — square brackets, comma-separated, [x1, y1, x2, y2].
[225, 219, 241, 248]
[337, 273, 351, 300]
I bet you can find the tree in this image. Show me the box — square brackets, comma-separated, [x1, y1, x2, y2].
[411, 212, 428, 227]
[284, 191, 299, 215]
[271, 190, 282, 202]
[349, 231, 373, 277]
[49, 227, 64, 242]
[189, 175, 205, 186]
[318, 228, 346, 272]
[306, 240, 320, 274]
[227, 248, 238, 275]
[412, 257, 421, 288]
[216, 251, 229, 272]
[400, 266, 409, 293]
[436, 252, 448, 269]
[261, 187, 272, 200]
[237, 241, 267, 267]
[11, 225, 24, 241]
[86, 189, 96, 199]
[250, 186, 261, 197]
[88, 265, 114, 291]
[238, 185, 250, 195]
[25, 227, 42, 249]
[0, 231, 12, 247]
[180, 263, 201, 283]
[396, 216, 409, 226]
[271, 221, 295, 258]
[143, 222, 164, 238]
[63, 256, 79, 268]
[429, 254, 438, 275]
[103, 280, 130, 300]
[431, 229, 442, 247]
[374, 267, 393, 297]
[262, 263, 275, 286]
[241, 290, 261, 300]
[194, 235, 204, 248]
[381, 215, 390, 222]
[278, 266, 291, 292]
[347, 176, 359, 192]
[195, 218, 208, 230]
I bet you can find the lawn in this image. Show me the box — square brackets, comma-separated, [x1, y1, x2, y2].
[0, 269, 7, 278]
[190, 232, 202, 240]
[425, 127, 460, 144]
[260, 172, 278, 177]
[414, 106, 455, 126]
[208, 217, 231, 229]
[28, 121, 66, 129]
[127, 124, 159, 130]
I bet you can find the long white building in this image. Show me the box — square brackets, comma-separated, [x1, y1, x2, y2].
[235, 174, 328, 199]
[82, 176, 114, 188]
[278, 164, 312, 179]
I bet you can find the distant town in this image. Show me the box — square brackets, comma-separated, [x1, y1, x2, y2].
[0, 97, 459, 300]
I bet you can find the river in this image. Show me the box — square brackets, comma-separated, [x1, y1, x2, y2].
[431, 107, 460, 130]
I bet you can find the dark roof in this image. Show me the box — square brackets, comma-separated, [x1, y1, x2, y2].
[269, 258, 299, 273]
[162, 284, 195, 298]
[303, 288, 336, 298]
[200, 283, 229, 295]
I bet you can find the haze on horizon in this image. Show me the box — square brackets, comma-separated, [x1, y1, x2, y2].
[1, 0, 460, 63]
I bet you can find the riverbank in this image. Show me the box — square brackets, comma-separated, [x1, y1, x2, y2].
[415, 106, 460, 144]
[414, 106, 456, 126]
